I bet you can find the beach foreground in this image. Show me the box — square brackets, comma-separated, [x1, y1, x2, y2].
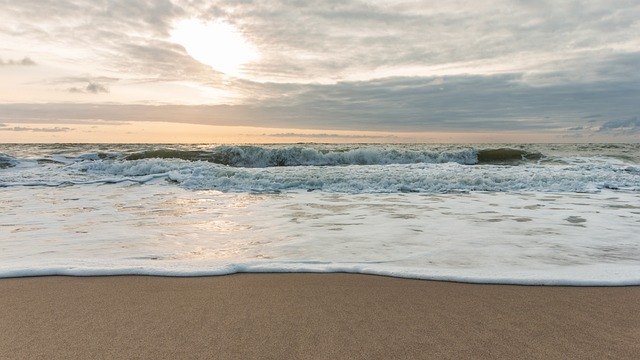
[1, 274, 639, 359]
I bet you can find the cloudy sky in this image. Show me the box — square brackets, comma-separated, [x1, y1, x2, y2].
[1, 0, 639, 142]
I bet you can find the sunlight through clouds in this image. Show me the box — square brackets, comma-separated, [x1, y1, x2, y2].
[170, 19, 260, 78]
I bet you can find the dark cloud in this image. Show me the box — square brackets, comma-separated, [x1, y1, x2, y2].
[51, 76, 119, 85]
[47, 76, 117, 94]
[0, 57, 36, 66]
[598, 117, 640, 135]
[0, 71, 636, 135]
[68, 82, 109, 94]
[250, 74, 639, 132]
[86, 82, 108, 94]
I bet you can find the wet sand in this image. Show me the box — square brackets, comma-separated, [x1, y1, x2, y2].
[1, 273, 639, 359]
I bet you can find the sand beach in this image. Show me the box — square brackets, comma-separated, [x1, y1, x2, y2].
[1, 273, 639, 359]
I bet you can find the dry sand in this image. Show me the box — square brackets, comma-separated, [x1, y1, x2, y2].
[1, 273, 639, 359]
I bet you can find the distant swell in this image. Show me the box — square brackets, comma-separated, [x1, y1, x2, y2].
[0, 154, 18, 169]
[476, 148, 542, 164]
[125, 149, 211, 162]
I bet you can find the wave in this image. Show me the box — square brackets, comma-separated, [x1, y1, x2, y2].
[0, 154, 18, 169]
[3, 144, 639, 193]
[122, 145, 530, 167]
[71, 158, 640, 193]
[0, 146, 554, 169]
[476, 148, 542, 164]
[125, 149, 212, 162]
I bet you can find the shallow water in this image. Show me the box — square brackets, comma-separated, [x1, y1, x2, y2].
[1, 143, 639, 284]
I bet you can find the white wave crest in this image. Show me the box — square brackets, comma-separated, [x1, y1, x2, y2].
[201, 145, 479, 167]
[78, 159, 640, 193]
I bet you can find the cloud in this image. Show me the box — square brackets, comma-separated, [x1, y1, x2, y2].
[0, 57, 36, 66]
[251, 74, 639, 132]
[560, 116, 640, 138]
[3, 1, 639, 84]
[116, 41, 220, 81]
[0, 1, 218, 84]
[52, 76, 119, 84]
[86, 82, 108, 94]
[209, 0, 640, 83]
[0, 70, 638, 135]
[0, 1, 639, 140]
[50, 77, 117, 94]
[598, 117, 640, 135]
[68, 82, 109, 94]
[0, 125, 71, 132]
[265, 133, 398, 139]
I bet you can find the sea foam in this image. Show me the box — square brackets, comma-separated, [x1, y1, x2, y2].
[1, 185, 639, 285]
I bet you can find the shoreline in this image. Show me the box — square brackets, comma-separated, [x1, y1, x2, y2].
[1, 273, 639, 359]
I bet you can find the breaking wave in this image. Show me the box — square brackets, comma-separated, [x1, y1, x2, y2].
[0, 154, 18, 169]
[73, 159, 640, 193]
[2, 143, 639, 193]
[121, 146, 542, 167]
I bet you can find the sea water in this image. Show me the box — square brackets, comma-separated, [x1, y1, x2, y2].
[1, 143, 639, 285]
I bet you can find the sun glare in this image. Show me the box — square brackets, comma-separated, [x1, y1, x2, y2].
[170, 19, 259, 77]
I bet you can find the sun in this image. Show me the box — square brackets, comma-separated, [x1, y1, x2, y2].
[170, 19, 259, 77]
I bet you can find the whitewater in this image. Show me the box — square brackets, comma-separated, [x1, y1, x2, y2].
[1, 143, 639, 285]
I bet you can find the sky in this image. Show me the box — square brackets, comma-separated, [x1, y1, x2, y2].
[1, 0, 639, 143]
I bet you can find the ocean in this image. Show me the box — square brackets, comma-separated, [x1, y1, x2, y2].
[1, 143, 639, 285]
